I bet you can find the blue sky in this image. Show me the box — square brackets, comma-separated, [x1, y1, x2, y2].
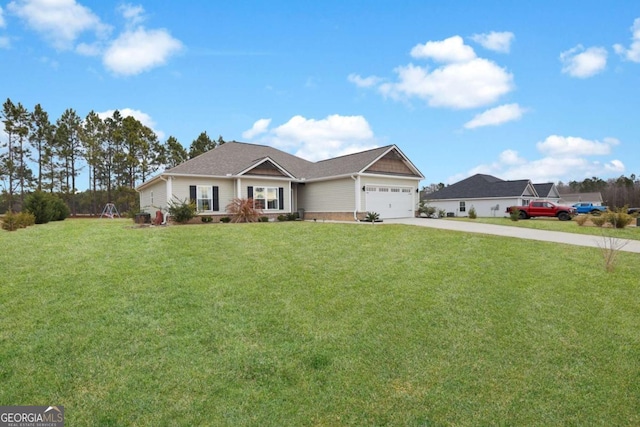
[1, 0, 639, 189]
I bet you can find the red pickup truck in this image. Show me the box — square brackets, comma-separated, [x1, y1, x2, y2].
[506, 201, 576, 221]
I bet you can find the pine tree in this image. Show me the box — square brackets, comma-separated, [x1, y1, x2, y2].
[1, 98, 33, 211]
[188, 131, 216, 158]
[162, 136, 187, 168]
[55, 108, 84, 216]
[30, 104, 54, 191]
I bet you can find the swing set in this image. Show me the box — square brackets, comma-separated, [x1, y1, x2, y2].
[100, 203, 120, 219]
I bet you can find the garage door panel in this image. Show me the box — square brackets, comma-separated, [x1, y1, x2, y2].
[365, 186, 413, 219]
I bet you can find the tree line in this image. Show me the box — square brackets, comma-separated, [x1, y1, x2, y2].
[1, 98, 226, 215]
[422, 174, 640, 209]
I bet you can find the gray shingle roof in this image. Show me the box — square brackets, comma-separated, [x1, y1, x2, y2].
[163, 141, 421, 180]
[425, 174, 533, 200]
[166, 142, 315, 178]
[533, 183, 554, 198]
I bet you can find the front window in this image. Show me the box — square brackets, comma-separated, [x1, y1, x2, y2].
[459, 201, 466, 212]
[254, 186, 279, 210]
[197, 185, 212, 211]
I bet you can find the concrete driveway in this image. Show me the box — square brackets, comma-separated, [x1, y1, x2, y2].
[383, 218, 640, 254]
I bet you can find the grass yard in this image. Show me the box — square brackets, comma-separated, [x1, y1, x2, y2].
[1, 219, 640, 426]
[453, 216, 640, 240]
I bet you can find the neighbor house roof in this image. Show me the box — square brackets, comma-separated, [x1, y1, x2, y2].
[533, 183, 554, 198]
[424, 174, 538, 200]
[558, 192, 604, 204]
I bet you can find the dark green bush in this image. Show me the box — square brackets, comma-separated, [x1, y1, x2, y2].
[259, 216, 269, 222]
[277, 214, 287, 221]
[50, 196, 70, 221]
[23, 191, 53, 224]
[219, 216, 231, 223]
[200, 216, 213, 223]
[167, 198, 197, 224]
[23, 191, 69, 223]
[364, 211, 380, 222]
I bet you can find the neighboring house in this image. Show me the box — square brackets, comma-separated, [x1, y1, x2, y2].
[136, 142, 424, 221]
[533, 183, 561, 203]
[422, 174, 559, 217]
[558, 192, 604, 206]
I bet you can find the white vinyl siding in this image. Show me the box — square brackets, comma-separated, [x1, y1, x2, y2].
[424, 198, 525, 217]
[140, 181, 167, 213]
[299, 178, 355, 212]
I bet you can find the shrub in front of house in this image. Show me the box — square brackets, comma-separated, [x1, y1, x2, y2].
[219, 217, 231, 223]
[364, 211, 380, 222]
[468, 207, 477, 219]
[509, 208, 520, 221]
[168, 198, 197, 224]
[225, 198, 262, 223]
[201, 216, 213, 223]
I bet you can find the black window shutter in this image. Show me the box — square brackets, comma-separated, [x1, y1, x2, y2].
[212, 186, 219, 211]
[279, 187, 284, 210]
[189, 185, 197, 202]
[248, 186, 253, 199]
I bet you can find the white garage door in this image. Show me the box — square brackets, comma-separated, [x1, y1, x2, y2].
[365, 186, 414, 219]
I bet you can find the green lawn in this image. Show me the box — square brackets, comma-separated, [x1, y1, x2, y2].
[1, 219, 639, 426]
[452, 216, 640, 240]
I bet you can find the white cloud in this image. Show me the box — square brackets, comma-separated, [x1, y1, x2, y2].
[348, 73, 382, 88]
[613, 17, 640, 62]
[449, 135, 624, 184]
[118, 3, 146, 26]
[97, 108, 164, 140]
[560, 45, 607, 78]
[76, 41, 102, 56]
[379, 58, 513, 109]
[0, 6, 6, 27]
[410, 36, 476, 63]
[249, 114, 378, 162]
[358, 35, 514, 109]
[536, 135, 617, 157]
[242, 118, 272, 139]
[103, 27, 182, 76]
[464, 103, 525, 129]
[470, 31, 515, 53]
[0, 37, 9, 49]
[498, 149, 526, 166]
[7, 0, 110, 50]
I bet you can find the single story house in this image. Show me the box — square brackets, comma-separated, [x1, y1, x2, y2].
[558, 192, 604, 206]
[422, 173, 560, 217]
[136, 141, 424, 221]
